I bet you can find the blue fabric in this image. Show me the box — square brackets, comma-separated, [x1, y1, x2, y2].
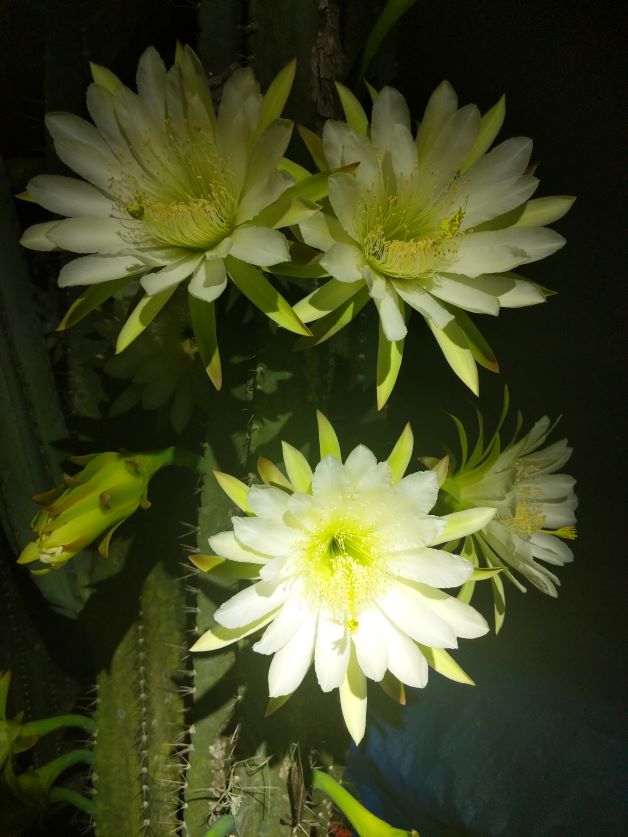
[346, 606, 628, 837]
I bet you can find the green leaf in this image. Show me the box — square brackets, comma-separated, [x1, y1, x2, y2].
[461, 94, 506, 171]
[297, 124, 327, 171]
[213, 470, 252, 513]
[203, 815, 237, 837]
[317, 410, 342, 460]
[57, 277, 129, 331]
[427, 317, 479, 395]
[356, 0, 418, 80]
[387, 423, 414, 483]
[116, 287, 177, 354]
[294, 285, 370, 348]
[417, 645, 475, 685]
[335, 82, 368, 134]
[281, 441, 313, 492]
[226, 257, 311, 336]
[189, 296, 222, 390]
[293, 278, 362, 323]
[254, 58, 297, 139]
[376, 312, 405, 410]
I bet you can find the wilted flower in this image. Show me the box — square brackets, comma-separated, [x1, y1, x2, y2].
[20, 45, 316, 388]
[437, 401, 577, 630]
[295, 82, 573, 407]
[18, 448, 189, 572]
[191, 412, 495, 744]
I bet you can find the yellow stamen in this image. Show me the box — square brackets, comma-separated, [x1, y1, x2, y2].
[544, 526, 578, 540]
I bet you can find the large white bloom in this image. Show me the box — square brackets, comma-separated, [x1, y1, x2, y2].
[294, 82, 574, 407]
[439, 406, 577, 631]
[20, 45, 314, 386]
[191, 413, 494, 744]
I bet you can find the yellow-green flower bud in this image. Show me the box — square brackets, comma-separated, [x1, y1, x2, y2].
[17, 448, 186, 573]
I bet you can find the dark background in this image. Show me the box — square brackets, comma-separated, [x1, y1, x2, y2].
[0, 1, 626, 835]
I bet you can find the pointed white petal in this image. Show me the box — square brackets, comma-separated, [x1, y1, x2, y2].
[339, 645, 368, 744]
[315, 613, 351, 692]
[253, 596, 309, 654]
[215, 581, 288, 629]
[208, 530, 268, 564]
[268, 615, 317, 696]
[246, 485, 291, 521]
[319, 242, 365, 283]
[322, 119, 353, 169]
[381, 615, 429, 687]
[45, 112, 122, 190]
[58, 254, 145, 286]
[328, 173, 363, 240]
[352, 609, 388, 681]
[408, 582, 489, 639]
[415, 81, 458, 164]
[371, 86, 411, 154]
[389, 547, 474, 588]
[46, 217, 135, 254]
[395, 470, 439, 515]
[393, 280, 454, 328]
[232, 516, 301, 556]
[377, 580, 458, 648]
[27, 175, 115, 217]
[20, 221, 62, 251]
[188, 258, 228, 303]
[141, 254, 203, 295]
[230, 225, 289, 266]
[191, 611, 276, 652]
[450, 228, 566, 278]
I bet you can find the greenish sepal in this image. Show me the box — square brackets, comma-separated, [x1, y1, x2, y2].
[116, 287, 177, 354]
[189, 296, 222, 389]
[57, 277, 130, 331]
[254, 58, 297, 140]
[294, 284, 370, 348]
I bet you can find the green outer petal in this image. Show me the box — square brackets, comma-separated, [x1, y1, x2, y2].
[225, 256, 311, 336]
[116, 287, 177, 353]
[190, 612, 276, 652]
[376, 315, 405, 410]
[281, 441, 313, 492]
[189, 296, 222, 390]
[492, 571, 507, 633]
[296, 124, 327, 171]
[213, 471, 252, 514]
[257, 456, 293, 490]
[335, 81, 368, 134]
[293, 278, 362, 323]
[387, 422, 414, 483]
[338, 645, 367, 745]
[453, 309, 499, 372]
[461, 94, 506, 171]
[294, 285, 370, 348]
[416, 644, 475, 685]
[57, 276, 130, 331]
[253, 58, 296, 140]
[427, 317, 479, 395]
[316, 411, 342, 460]
[438, 508, 496, 542]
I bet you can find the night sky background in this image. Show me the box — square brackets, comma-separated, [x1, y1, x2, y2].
[0, 1, 626, 835]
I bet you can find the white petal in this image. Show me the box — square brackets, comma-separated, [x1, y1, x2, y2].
[46, 217, 134, 254]
[380, 616, 429, 688]
[418, 104, 480, 199]
[342, 133, 381, 192]
[311, 456, 351, 500]
[436, 508, 496, 543]
[246, 485, 291, 521]
[542, 500, 577, 529]
[497, 276, 546, 308]
[465, 137, 533, 185]
[339, 645, 368, 744]
[299, 210, 354, 250]
[244, 119, 293, 193]
[365, 268, 407, 341]
[315, 613, 351, 692]
[253, 596, 309, 654]
[343, 445, 378, 483]
[408, 582, 489, 639]
[141, 254, 203, 294]
[395, 470, 439, 515]
[58, 254, 145, 287]
[319, 243, 364, 283]
[377, 581, 458, 648]
[378, 513, 445, 551]
[328, 173, 363, 240]
[20, 221, 62, 251]
[188, 258, 228, 303]
[27, 175, 114, 217]
[217, 67, 259, 143]
[208, 530, 267, 564]
[450, 228, 566, 278]
[390, 124, 419, 186]
[392, 280, 454, 328]
[530, 532, 574, 566]
[230, 225, 289, 266]
[426, 273, 500, 315]
[462, 175, 539, 228]
[191, 611, 275, 652]
[268, 615, 317, 696]
[371, 87, 411, 154]
[136, 46, 167, 125]
[389, 547, 473, 588]
[236, 169, 293, 224]
[232, 516, 301, 556]
[352, 609, 388, 681]
[415, 81, 458, 164]
[45, 112, 122, 190]
[214, 580, 288, 629]
[322, 119, 353, 169]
